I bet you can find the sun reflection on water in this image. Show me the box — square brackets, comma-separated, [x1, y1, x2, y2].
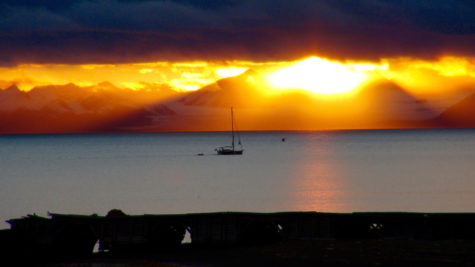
[289, 135, 350, 212]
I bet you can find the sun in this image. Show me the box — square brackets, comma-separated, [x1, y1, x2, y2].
[266, 57, 368, 95]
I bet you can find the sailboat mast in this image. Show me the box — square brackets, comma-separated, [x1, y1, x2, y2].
[231, 107, 235, 150]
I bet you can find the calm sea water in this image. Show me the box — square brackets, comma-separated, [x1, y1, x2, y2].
[1, 130, 474, 228]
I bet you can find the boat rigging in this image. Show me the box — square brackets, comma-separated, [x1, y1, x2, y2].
[215, 107, 243, 155]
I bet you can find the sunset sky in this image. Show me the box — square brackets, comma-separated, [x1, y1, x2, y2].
[2, 1, 475, 91]
[1, 0, 475, 133]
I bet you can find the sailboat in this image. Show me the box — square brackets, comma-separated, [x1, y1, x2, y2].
[215, 107, 243, 155]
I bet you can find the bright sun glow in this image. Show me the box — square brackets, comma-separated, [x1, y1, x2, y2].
[215, 67, 248, 78]
[267, 57, 368, 94]
[1, 56, 471, 95]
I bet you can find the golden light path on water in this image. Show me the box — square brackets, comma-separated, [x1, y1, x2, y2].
[288, 134, 350, 212]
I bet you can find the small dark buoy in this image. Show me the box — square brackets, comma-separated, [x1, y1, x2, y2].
[281, 138, 286, 142]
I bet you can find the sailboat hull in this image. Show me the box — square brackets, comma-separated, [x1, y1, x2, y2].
[216, 146, 243, 155]
[217, 149, 243, 155]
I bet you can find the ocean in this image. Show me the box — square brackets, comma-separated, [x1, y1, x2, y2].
[1, 129, 474, 228]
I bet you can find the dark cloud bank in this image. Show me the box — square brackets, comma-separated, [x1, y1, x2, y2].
[1, 0, 475, 65]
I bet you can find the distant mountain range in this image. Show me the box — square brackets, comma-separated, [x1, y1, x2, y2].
[0, 82, 178, 133]
[437, 92, 475, 127]
[98, 71, 471, 132]
[0, 71, 474, 134]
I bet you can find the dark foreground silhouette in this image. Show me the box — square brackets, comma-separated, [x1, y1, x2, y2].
[2, 210, 475, 266]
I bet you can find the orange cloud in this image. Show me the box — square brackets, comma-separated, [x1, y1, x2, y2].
[378, 57, 475, 94]
[1, 56, 475, 98]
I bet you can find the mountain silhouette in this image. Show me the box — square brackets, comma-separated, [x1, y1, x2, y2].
[353, 81, 442, 127]
[179, 69, 268, 108]
[101, 75, 446, 132]
[0, 82, 180, 133]
[0, 84, 31, 111]
[437, 93, 475, 127]
[0, 74, 471, 133]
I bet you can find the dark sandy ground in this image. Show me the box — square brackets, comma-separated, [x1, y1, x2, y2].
[41, 239, 475, 266]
